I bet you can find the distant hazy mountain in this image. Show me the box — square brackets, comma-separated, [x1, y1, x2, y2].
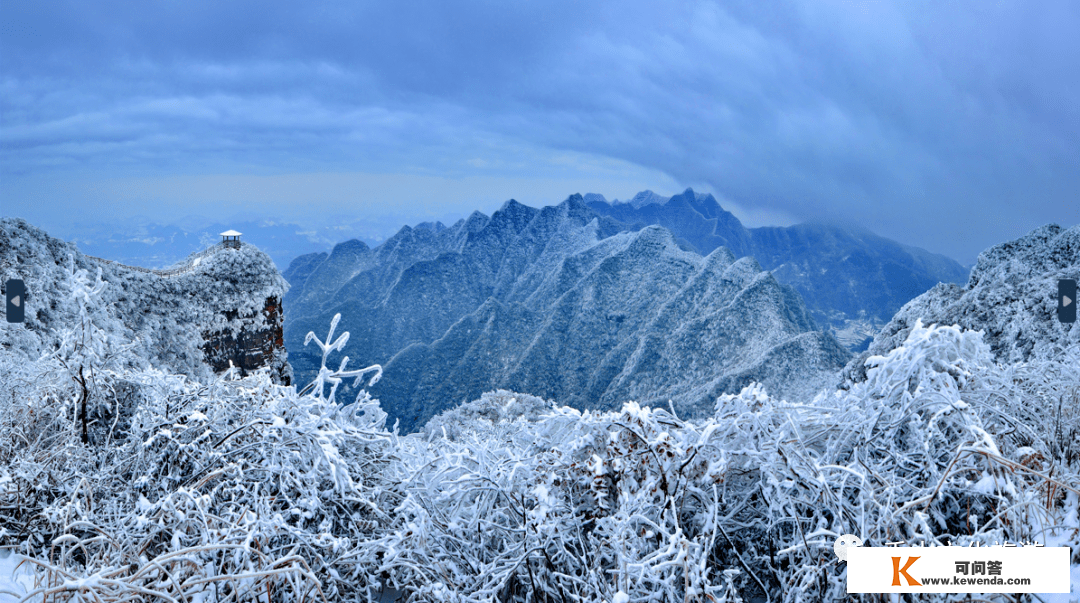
[586, 189, 969, 350]
[841, 223, 1080, 385]
[60, 218, 383, 271]
[284, 196, 850, 432]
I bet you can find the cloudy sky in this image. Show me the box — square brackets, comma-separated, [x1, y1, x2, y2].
[1, 0, 1077, 264]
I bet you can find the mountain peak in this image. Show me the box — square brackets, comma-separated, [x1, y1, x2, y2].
[414, 221, 446, 233]
[462, 211, 491, 234]
[561, 193, 590, 211]
[624, 190, 670, 209]
[492, 199, 538, 225]
[968, 223, 1067, 288]
[668, 188, 725, 212]
[499, 198, 531, 212]
[329, 238, 370, 257]
[842, 222, 1080, 386]
[0, 218, 292, 385]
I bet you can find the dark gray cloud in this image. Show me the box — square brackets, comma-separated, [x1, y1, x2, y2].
[1, 0, 1077, 263]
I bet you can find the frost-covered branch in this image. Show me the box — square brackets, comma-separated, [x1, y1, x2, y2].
[300, 313, 382, 406]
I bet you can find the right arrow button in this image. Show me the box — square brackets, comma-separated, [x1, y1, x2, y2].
[1060, 279, 1077, 323]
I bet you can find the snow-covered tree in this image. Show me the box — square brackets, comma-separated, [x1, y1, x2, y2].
[51, 259, 136, 444]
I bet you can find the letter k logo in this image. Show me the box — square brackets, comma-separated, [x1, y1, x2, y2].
[891, 556, 921, 586]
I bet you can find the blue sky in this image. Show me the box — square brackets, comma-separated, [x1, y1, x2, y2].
[1, 0, 1078, 264]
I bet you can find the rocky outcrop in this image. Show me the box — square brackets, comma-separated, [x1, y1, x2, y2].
[202, 296, 291, 384]
[840, 223, 1080, 386]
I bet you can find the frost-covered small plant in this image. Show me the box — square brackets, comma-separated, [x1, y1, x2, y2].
[52, 258, 135, 444]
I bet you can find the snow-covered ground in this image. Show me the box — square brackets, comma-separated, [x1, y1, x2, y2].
[0, 550, 37, 603]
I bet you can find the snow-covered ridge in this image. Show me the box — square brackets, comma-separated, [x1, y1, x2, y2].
[83, 240, 230, 277]
[1, 218, 291, 384]
[586, 189, 969, 346]
[284, 198, 851, 432]
[843, 222, 1080, 385]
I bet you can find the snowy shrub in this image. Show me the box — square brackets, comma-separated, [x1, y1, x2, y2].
[372, 320, 1079, 602]
[50, 260, 143, 444]
[701, 320, 1080, 600]
[0, 313, 391, 602]
[0, 314, 1077, 602]
[422, 390, 556, 441]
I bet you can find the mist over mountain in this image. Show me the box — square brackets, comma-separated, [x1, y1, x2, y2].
[587, 189, 969, 350]
[284, 195, 860, 432]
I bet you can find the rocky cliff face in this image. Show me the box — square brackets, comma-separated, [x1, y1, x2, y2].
[202, 296, 290, 384]
[284, 196, 850, 432]
[0, 218, 291, 384]
[841, 223, 1080, 385]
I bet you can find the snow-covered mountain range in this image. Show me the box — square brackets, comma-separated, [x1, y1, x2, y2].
[284, 195, 826, 431]
[587, 189, 969, 348]
[283, 191, 966, 431]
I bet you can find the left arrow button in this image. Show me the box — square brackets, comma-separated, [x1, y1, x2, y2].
[5, 279, 26, 323]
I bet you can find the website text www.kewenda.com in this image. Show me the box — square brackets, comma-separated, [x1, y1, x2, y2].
[920, 576, 1032, 586]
